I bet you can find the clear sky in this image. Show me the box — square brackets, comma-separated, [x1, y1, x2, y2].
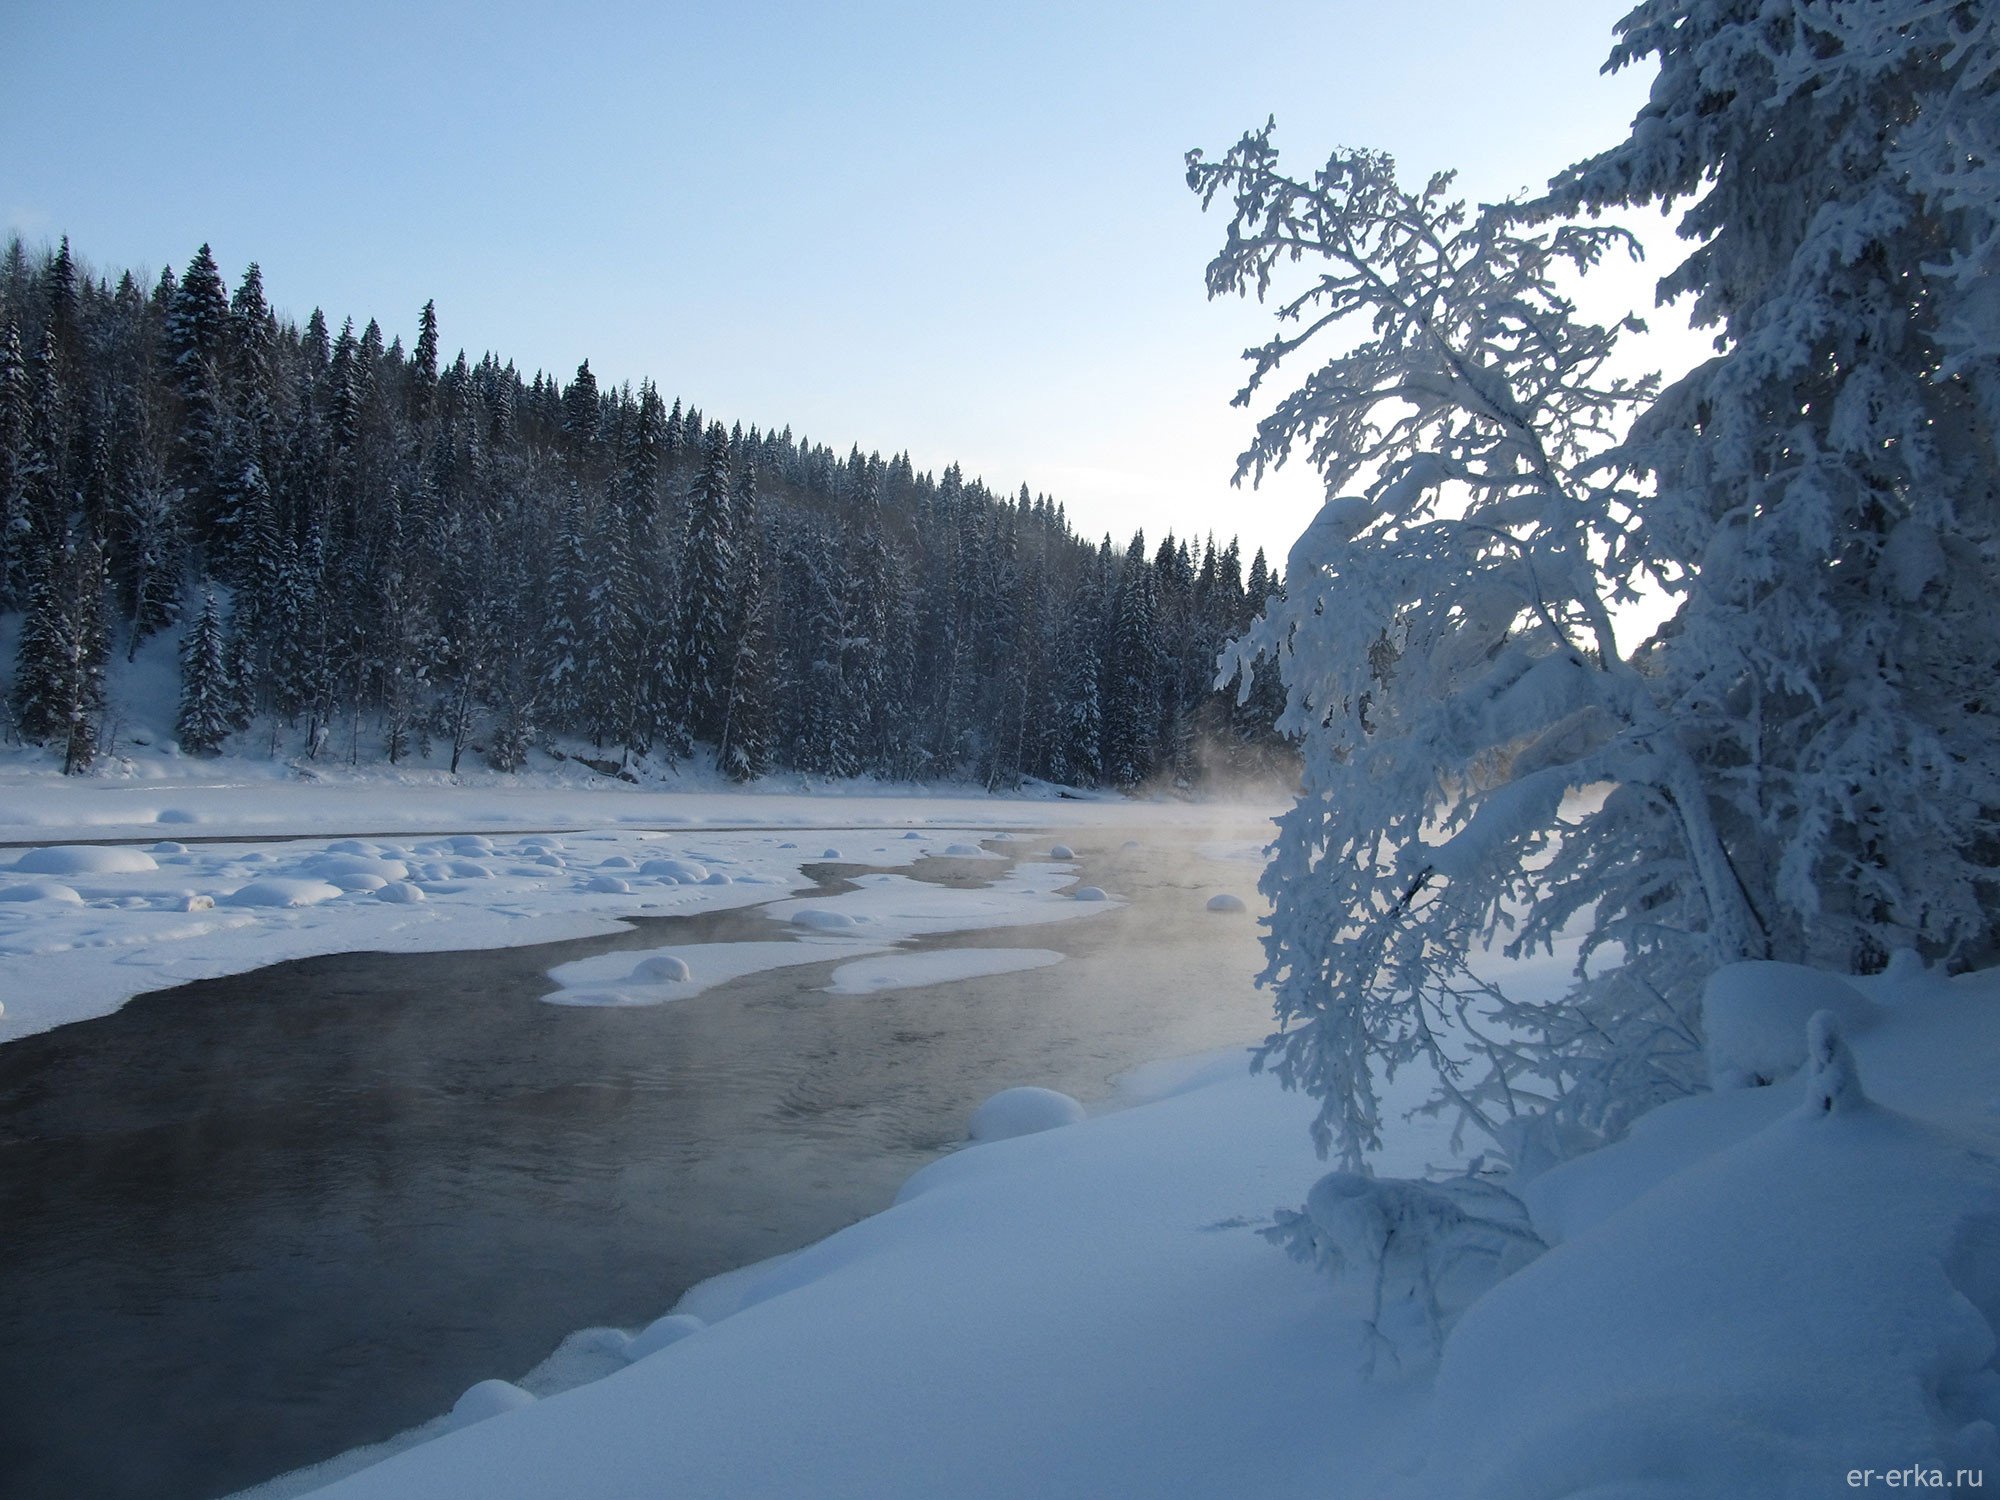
[0, 0, 1678, 568]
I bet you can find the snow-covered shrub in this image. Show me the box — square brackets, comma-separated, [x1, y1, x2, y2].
[1189, 131, 1753, 1166]
[1702, 961, 1877, 1090]
[1266, 1172, 1545, 1366]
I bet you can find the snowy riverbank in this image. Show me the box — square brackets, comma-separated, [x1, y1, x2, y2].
[0, 770, 1258, 1047]
[245, 955, 2000, 1500]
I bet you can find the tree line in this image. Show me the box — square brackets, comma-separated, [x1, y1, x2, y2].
[0, 239, 1288, 784]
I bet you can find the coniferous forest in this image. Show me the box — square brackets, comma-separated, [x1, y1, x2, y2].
[0, 238, 1290, 785]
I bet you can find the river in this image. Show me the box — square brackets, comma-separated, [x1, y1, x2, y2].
[0, 821, 1276, 1500]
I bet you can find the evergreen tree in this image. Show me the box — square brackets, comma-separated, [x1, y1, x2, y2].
[409, 299, 439, 426]
[164, 244, 229, 543]
[678, 423, 736, 744]
[175, 586, 232, 755]
[12, 531, 109, 773]
[715, 451, 771, 779]
[1537, 0, 2000, 975]
[1102, 533, 1160, 786]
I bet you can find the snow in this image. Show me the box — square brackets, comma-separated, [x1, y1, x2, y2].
[0, 779, 1203, 1046]
[20, 776, 1987, 1500]
[1205, 892, 1247, 913]
[250, 947, 2000, 1500]
[790, 907, 860, 930]
[445, 1382, 536, 1432]
[14, 844, 160, 875]
[0, 880, 84, 904]
[824, 949, 1063, 996]
[539, 851, 1114, 1009]
[967, 1085, 1086, 1141]
[222, 878, 346, 909]
[620, 1314, 706, 1364]
[542, 940, 894, 1008]
[1703, 959, 1880, 1088]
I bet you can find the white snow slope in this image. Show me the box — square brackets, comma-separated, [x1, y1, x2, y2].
[263, 958, 2000, 1500]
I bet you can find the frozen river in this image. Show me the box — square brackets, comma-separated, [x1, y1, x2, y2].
[0, 824, 1275, 1500]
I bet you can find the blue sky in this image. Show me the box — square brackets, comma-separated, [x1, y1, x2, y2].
[1, 0, 1675, 566]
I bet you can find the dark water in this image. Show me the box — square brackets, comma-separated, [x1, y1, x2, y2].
[0, 825, 1275, 1500]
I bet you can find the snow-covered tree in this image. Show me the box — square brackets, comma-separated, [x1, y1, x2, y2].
[13, 531, 109, 774]
[678, 423, 736, 747]
[1533, 0, 2000, 975]
[175, 586, 233, 756]
[1190, 127, 1759, 1164]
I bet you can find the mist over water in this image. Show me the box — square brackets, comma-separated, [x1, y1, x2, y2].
[0, 820, 1279, 1500]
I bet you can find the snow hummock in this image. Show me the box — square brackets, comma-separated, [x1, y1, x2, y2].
[15, 844, 159, 875]
[221, 878, 345, 909]
[1703, 959, 1879, 1088]
[1072, 886, 1108, 902]
[628, 954, 692, 984]
[1205, 892, 1247, 913]
[791, 908, 862, 931]
[0, 880, 84, 904]
[967, 1085, 1087, 1141]
[445, 1382, 535, 1432]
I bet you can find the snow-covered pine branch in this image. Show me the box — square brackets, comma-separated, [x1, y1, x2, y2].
[1187, 127, 1764, 1168]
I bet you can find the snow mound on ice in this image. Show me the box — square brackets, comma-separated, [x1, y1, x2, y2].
[0, 881, 84, 904]
[622, 1313, 706, 1363]
[640, 858, 708, 883]
[304, 854, 411, 884]
[304, 852, 406, 888]
[1048, 844, 1075, 860]
[1704, 960, 1878, 1089]
[584, 875, 630, 894]
[629, 955, 692, 983]
[222, 878, 344, 908]
[1205, 893, 1247, 913]
[446, 1380, 535, 1431]
[1072, 886, 1108, 902]
[969, 1086, 1086, 1142]
[15, 845, 158, 875]
[374, 882, 426, 904]
[822, 848, 842, 860]
[792, 908, 861, 931]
